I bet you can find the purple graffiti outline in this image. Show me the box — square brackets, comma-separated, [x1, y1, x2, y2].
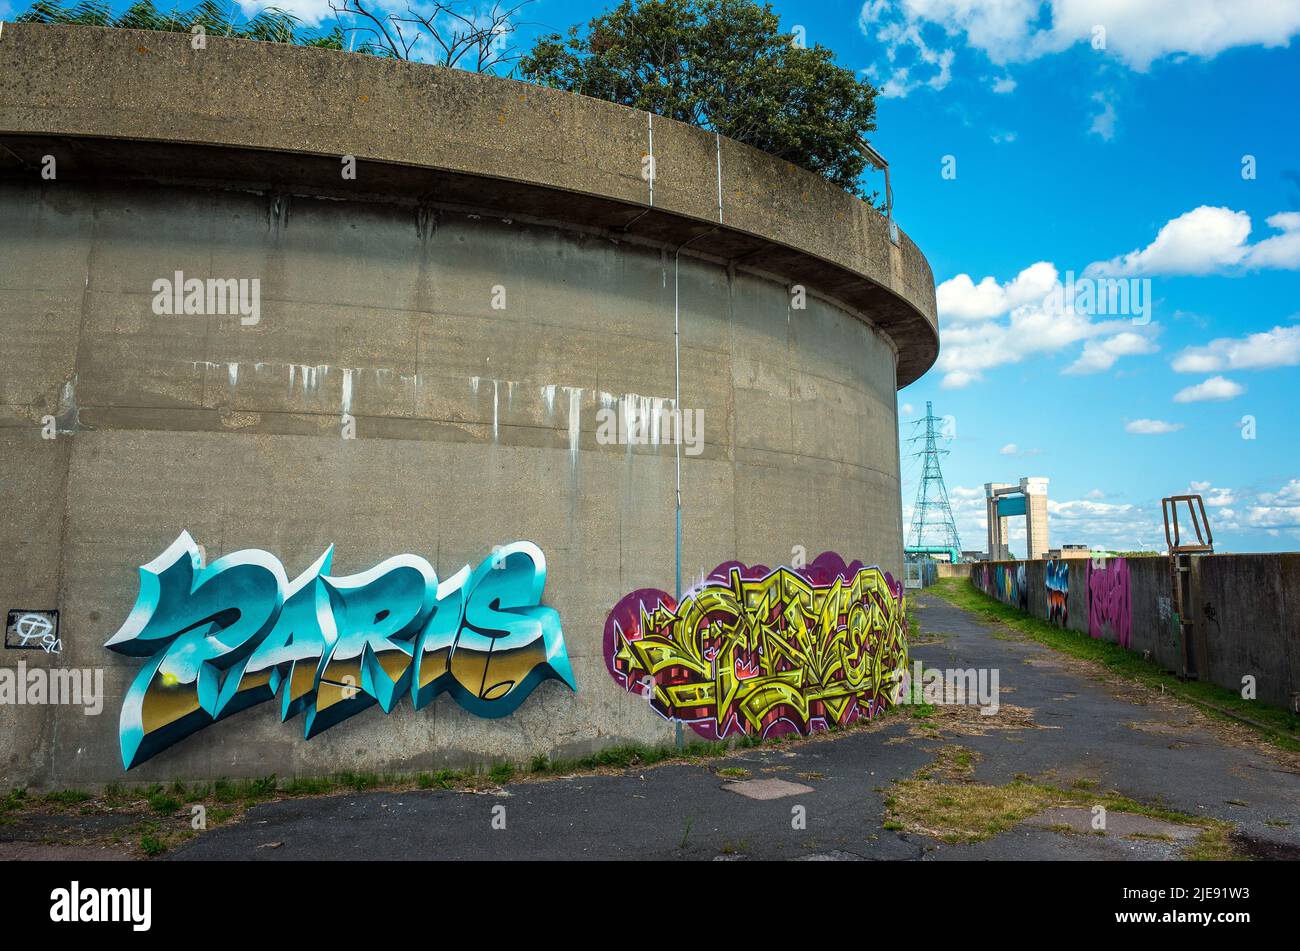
[1088, 558, 1131, 648]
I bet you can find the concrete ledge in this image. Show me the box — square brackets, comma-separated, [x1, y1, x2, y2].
[0, 22, 938, 386]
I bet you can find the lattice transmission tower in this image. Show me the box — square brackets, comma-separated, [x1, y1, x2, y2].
[906, 401, 962, 553]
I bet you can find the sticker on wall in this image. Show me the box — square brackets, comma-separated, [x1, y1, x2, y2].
[104, 532, 575, 769]
[602, 552, 908, 740]
[5, 610, 61, 653]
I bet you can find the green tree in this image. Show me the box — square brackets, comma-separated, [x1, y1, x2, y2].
[519, 0, 879, 197]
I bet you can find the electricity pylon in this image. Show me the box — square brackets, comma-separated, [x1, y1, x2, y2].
[906, 401, 962, 554]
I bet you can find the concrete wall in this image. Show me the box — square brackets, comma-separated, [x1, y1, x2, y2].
[0, 26, 939, 787]
[969, 555, 1300, 711]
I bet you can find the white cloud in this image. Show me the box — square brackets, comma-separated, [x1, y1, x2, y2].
[937, 273, 1009, 321]
[1242, 212, 1300, 269]
[1241, 479, 1300, 530]
[1065, 331, 1159, 374]
[1047, 497, 1160, 550]
[1171, 323, 1300, 373]
[1085, 489, 1106, 499]
[999, 443, 1042, 457]
[859, 2, 956, 97]
[991, 75, 1017, 93]
[1086, 207, 1300, 277]
[1176, 480, 1300, 541]
[900, 402, 915, 416]
[1173, 375, 1244, 403]
[935, 261, 1154, 387]
[1088, 91, 1117, 141]
[1185, 482, 1235, 507]
[238, 0, 336, 26]
[1085, 206, 1251, 277]
[1259, 480, 1300, 506]
[1125, 418, 1183, 434]
[858, 0, 1300, 90]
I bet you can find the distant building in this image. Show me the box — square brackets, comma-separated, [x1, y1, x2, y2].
[1044, 544, 1091, 560]
[985, 477, 1050, 560]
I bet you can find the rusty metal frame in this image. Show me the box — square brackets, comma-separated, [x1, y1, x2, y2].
[1162, 494, 1214, 554]
[1161, 494, 1214, 680]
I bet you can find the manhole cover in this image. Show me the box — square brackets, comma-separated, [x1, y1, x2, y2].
[722, 778, 815, 800]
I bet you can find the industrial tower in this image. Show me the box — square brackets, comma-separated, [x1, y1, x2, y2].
[906, 401, 962, 561]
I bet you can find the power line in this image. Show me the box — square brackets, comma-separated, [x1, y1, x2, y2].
[905, 401, 962, 553]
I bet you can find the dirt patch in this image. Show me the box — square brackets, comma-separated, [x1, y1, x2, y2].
[1229, 831, 1300, 860]
[908, 700, 1045, 738]
[882, 744, 1240, 857]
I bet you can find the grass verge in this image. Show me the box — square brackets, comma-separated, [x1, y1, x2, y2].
[884, 743, 1238, 858]
[926, 577, 1300, 752]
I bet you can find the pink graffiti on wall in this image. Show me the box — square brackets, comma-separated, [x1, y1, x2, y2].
[1087, 558, 1131, 648]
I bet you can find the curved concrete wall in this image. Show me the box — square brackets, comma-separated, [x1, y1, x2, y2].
[0, 24, 935, 785]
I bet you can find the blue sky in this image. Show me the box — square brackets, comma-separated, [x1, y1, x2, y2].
[10, 0, 1297, 554]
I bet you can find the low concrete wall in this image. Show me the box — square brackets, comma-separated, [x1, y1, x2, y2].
[969, 555, 1300, 710]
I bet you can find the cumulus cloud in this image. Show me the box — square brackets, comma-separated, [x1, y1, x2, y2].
[1242, 212, 1300, 270]
[1000, 443, 1019, 455]
[1125, 418, 1183, 434]
[1086, 207, 1300, 277]
[1065, 331, 1159, 374]
[1221, 480, 1300, 533]
[1186, 481, 1235, 507]
[935, 261, 1156, 387]
[1173, 376, 1244, 403]
[938, 263, 1083, 322]
[991, 74, 1017, 93]
[1047, 497, 1161, 550]
[858, 0, 1300, 94]
[1171, 323, 1300, 373]
[1085, 206, 1252, 277]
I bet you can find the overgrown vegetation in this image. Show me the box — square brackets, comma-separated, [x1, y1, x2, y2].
[520, 0, 879, 196]
[17, 0, 365, 49]
[929, 577, 1300, 751]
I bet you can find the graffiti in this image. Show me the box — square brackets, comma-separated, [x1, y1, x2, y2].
[1045, 560, 1069, 627]
[1088, 557, 1131, 648]
[104, 532, 575, 769]
[973, 563, 1029, 612]
[979, 564, 1029, 611]
[602, 552, 908, 740]
[5, 609, 61, 652]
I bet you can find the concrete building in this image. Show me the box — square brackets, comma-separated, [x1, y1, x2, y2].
[1045, 545, 1091, 560]
[985, 478, 1050, 561]
[0, 25, 938, 786]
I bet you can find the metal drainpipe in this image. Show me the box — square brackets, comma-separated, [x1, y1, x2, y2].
[671, 227, 716, 748]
